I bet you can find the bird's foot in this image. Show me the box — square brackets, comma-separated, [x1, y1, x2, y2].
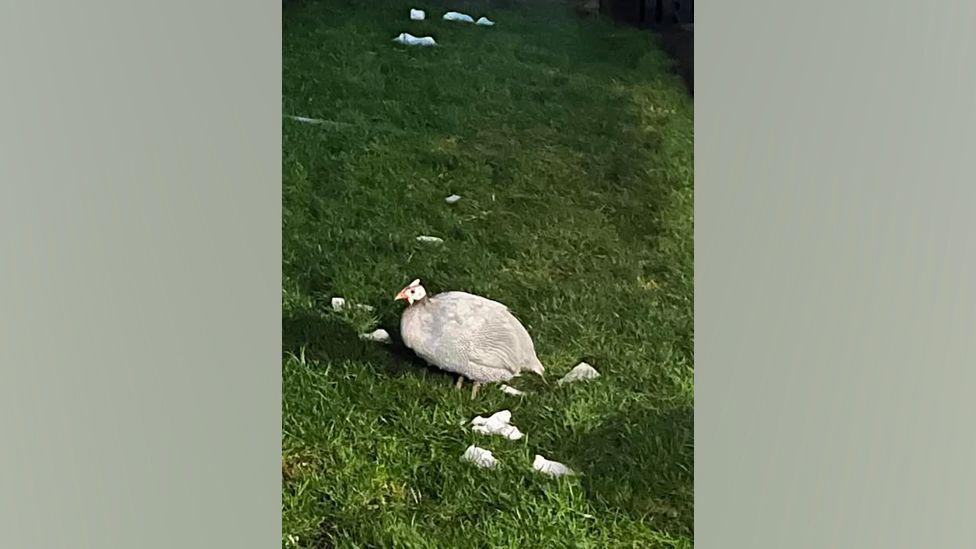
[455, 376, 464, 390]
[470, 381, 482, 400]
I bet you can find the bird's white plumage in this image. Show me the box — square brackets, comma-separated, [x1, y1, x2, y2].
[400, 287, 544, 383]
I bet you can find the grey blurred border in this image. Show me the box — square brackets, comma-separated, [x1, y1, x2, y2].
[698, 0, 976, 547]
[0, 2, 280, 548]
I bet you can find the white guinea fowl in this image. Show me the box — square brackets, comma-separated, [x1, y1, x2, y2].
[395, 279, 544, 399]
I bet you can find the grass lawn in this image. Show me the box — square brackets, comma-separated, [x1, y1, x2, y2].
[282, 0, 693, 546]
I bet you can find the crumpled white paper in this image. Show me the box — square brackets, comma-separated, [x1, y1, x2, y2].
[287, 115, 326, 124]
[445, 194, 462, 204]
[461, 445, 498, 468]
[359, 328, 391, 344]
[470, 410, 524, 440]
[416, 235, 444, 244]
[393, 33, 437, 46]
[499, 384, 525, 396]
[443, 11, 475, 23]
[409, 8, 425, 20]
[475, 17, 495, 26]
[331, 297, 375, 312]
[533, 454, 576, 477]
[557, 362, 600, 385]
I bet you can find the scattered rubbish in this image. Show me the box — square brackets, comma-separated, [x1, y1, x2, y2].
[461, 445, 498, 468]
[416, 235, 444, 244]
[332, 297, 375, 312]
[445, 194, 462, 204]
[443, 11, 475, 23]
[475, 17, 495, 26]
[393, 33, 437, 46]
[533, 454, 576, 477]
[359, 329, 392, 344]
[558, 362, 601, 385]
[499, 384, 525, 396]
[470, 410, 524, 440]
[410, 8, 425, 20]
[286, 115, 326, 124]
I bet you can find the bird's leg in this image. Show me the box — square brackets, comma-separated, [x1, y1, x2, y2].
[470, 381, 481, 400]
[455, 376, 464, 390]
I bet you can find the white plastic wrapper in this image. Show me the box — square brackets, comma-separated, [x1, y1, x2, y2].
[409, 8, 425, 20]
[416, 235, 444, 244]
[533, 454, 576, 477]
[286, 115, 325, 124]
[499, 384, 525, 396]
[557, 362, 601, 385]
[332, 297, 374, 312]
[475, 17, 495, 26]
[470, 410, 523, 440]
[359, 328, 391, 344]
[443, 11, 475, 23]
[461, 445, 498, 468]
[393, 33, 437, 46]
[445, 194, 462, 204]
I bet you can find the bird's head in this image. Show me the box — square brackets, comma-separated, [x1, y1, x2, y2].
[394, 279, 427, 305]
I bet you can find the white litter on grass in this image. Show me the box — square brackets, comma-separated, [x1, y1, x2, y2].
[359, 328, 391, 344]
[445, 194, 462, 204]
[461, 445, 498, 468]
[416, 235, 444, 244]
[443, 11, 475, 23]
[331, 297, 375, 312]
[470, 410, 524, 440]
[410, 8, 425, 20]
[533, 454, 576, 477]
[476, 17, 495, 26]
[393, 33, 437, 46]
[557, 362, 601, 385]
[500, 384, 526, 396]
[287, 115, 326, 124]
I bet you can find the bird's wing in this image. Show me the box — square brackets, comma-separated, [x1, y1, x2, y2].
[466, 317, 526, 375]
[418, 293, 514, 374]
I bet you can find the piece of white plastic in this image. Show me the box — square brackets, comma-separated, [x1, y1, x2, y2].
[393, 33, 437, 46]
[443, 11, 475, 23]
[475, 17, 495, 26]
[332, 297, 374, 312]
[445, 194, 462, 204]
[461, 445, 498, 468]
[359, 328, 391, 344]
[416, 235, 444, 244]
[500, 384, 525, 396]
[410, 8, 425, 20]
[557, 362, 601, 385]
[287, 115, 326, 124]
[470, 410, 523, 440]
[533, 454, 576, 477]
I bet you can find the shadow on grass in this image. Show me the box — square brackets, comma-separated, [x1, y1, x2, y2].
[282, 310, 444, 379]
[558, 404, 694, 536]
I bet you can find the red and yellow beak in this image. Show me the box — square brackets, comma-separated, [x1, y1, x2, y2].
[394, 287, 409, 301]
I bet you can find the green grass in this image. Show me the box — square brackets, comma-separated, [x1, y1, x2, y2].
[283, 1, 693, 546]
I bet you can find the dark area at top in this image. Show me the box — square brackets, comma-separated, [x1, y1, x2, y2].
[602, 0, 693, 94]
